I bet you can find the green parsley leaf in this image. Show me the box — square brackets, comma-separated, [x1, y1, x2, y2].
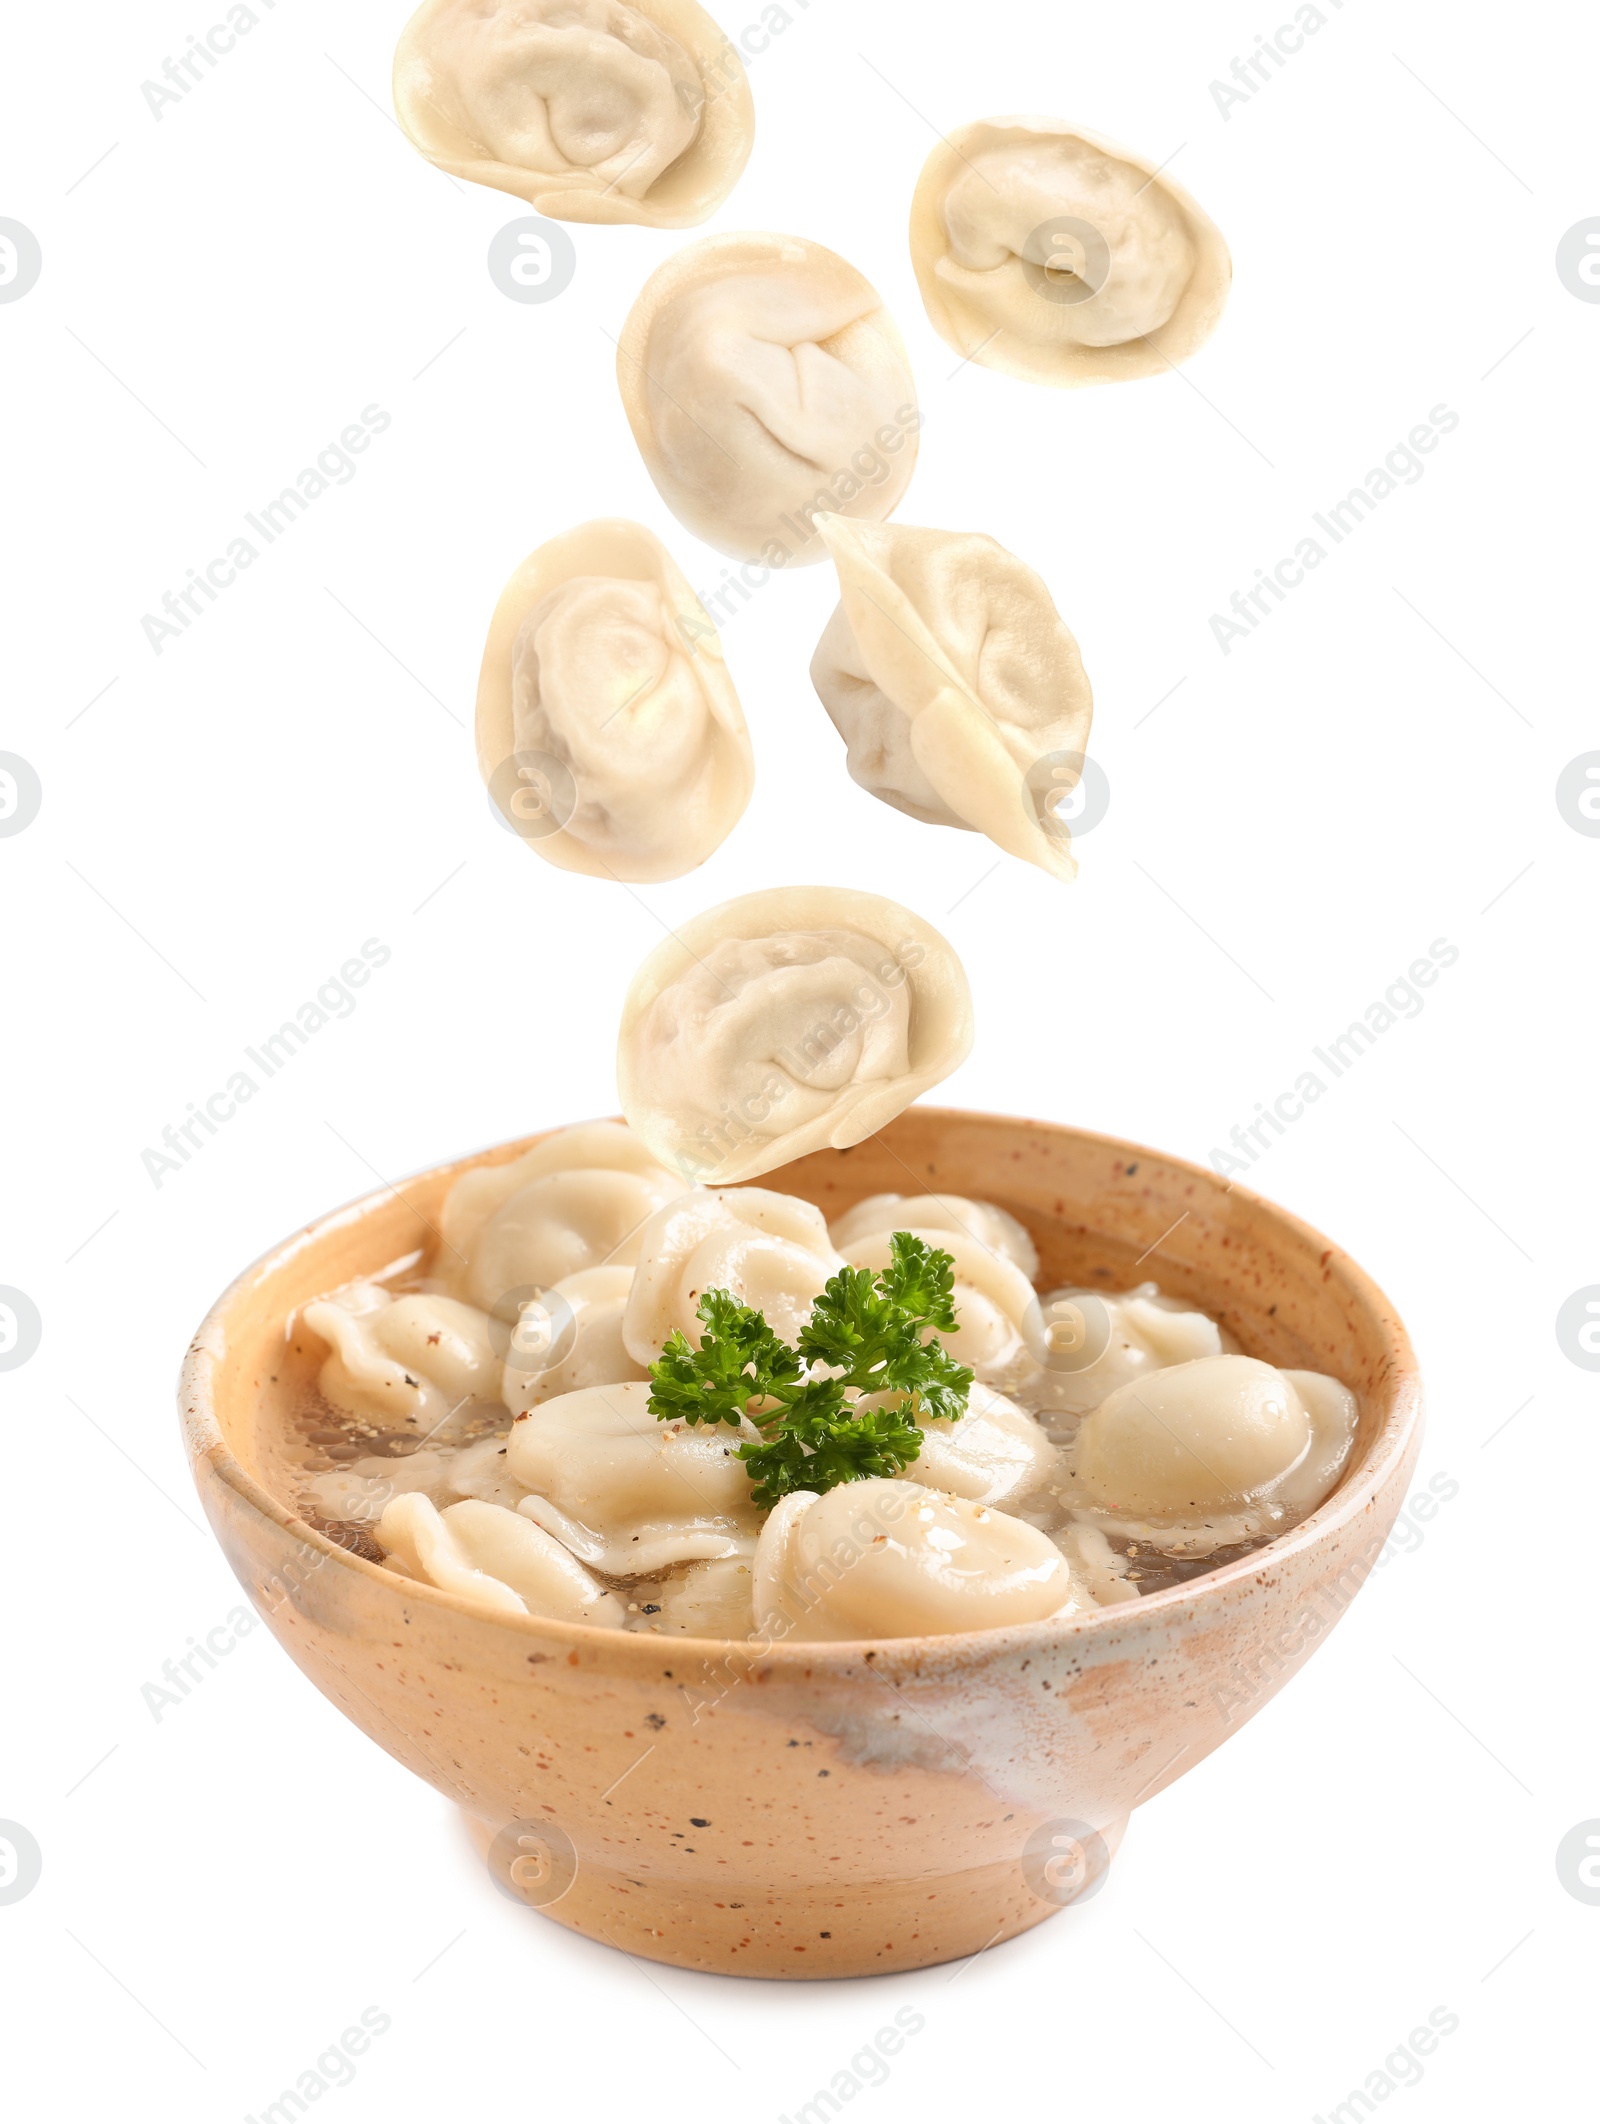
[645, 1232, 975, 1501]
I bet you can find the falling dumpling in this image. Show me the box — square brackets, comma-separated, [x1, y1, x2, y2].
[753, 1479, 1081, 1641]
[377, 1492, 625, 1624]
[829, 1192, 1038, 1279]
[617, 886, 974, 1185]
[909, 115, 1231, 387]
[501, 1264, 648, 1413]
[837, 1227, 1039, 1392]
[300, 1284, 501, 1433]
[1025, 1281, 1226, 1418]
[902, 1383, 1059, 1508]
[478, 520, 753, 883]
[621, 1187, 842, 1362]
[438, 1122, 687, 1316]
[1063, 1354, 1359, 1552]
[393, 0, 754, 227]
[506, 1378, 764, 1573]
[616, 231, 921, 566]
[811, 516, 1094, 881]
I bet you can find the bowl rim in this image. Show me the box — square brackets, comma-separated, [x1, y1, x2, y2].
[179, 1107, 1422, 1659]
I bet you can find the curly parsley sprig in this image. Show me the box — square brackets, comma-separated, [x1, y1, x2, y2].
[646, 1231, 974, 1506]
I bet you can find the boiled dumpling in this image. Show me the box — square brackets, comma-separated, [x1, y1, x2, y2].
[477, 520, 754, 883]
[507, 1379, 764, 1573]
[377, 1492, 625, 1624]
[811, 516, 1094, 881]
[438, 1122, 687, 1316]
[621, 1187, 842, 1362]
[616, 231, 920, 565]
[1024, 1281, 1226, 1418]
[1061, 1354, 1359, 1553]
[837, 1227, 1038, 1391]
[753, 1479, 1082, 1641]
[300, 1284, 500, 1433]
[617, 886, 973, 1185]
[908, 115, 1231, 387]
[501, 1264, 648, 1413]
[829, 1192, 1038, 1279]
[902, 1383, 1058, 1507]
[393, 0, 753, 227]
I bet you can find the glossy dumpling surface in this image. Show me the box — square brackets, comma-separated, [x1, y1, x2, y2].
[477, 520, 753, 882]
[903, 1383, 1058, 1507]
[622, 1187, 842, 1362]
[1024, 1281, 1225, 1417]
[377, 1492, 626, 1624]
[438, 1122, 687, 1315]
[1062, 1354, 1359, 1550]
[909, 115, 1231, 386]
[617, 886, 973, 1185]
[811, 517, 1094, 880]
[301, 1284, 500, 1433]
[393, 0, 753, 227]
[753, 1479, 1080, 1641]
[616, 232, 920, 565]
[506, 1378, 764, 1573]
[829, 1192, 1038, 1280]
[501, 1264, 648, 1413]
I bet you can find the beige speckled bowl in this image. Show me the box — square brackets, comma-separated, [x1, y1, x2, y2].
[180, 1110, 1420, 1978]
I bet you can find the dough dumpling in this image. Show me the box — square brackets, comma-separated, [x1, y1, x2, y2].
[830, 1192, 1038, 1279]
[902, 1383, 1058, 1507]
[616, 231, 920, 565]
[909, 115, 1231, 387]
[1025, 1281, 1226, 1418]
[1062, 1354, 1359, 1552]
[477, 520, 753, 883]
[501, 1264, 648, 1412]
[617, 886, 974, 1185]
[507, 1378, 764, 1573]
[753, 1480, 1080, 1641]
[811, 517, 1093, 881]
[377, 1492, 625, 1624]
[438, 1122, 686, 1314]
[622, 1187, 842, 1362]
[393, 0, 753, 227]
[301, 1285, 500, 1433]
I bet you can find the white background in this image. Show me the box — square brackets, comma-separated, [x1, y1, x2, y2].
[2, 0, 1594, 2115]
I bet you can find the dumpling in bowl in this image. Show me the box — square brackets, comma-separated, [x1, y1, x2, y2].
[616, 886, 973, 1185]
[377, 1492, 625, 1624]
[1060, 1354, 1359, 1554]
[753, 1479, 1086, 1641]
[616, 231, 920, 565]
[908, 115, 1231, 387]
[811, 517, 1094, 881]
[621, 1187, 843, 1361]
[1023, 1281, 1227, 1419]
[300, 1284, 500, 1434]
[438, 1121, 687, 1316]
[506, 1378, 764, 1573]
[393, 0, 754, 227]
[477, 520, 753, 883]
[829, 1192, 1038, 1279]
[902, 1383, 1058, 1508]
[501, 1264, 648, 1412]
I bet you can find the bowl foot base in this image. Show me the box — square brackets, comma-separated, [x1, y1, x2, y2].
[461, 1810, 1129, 1979]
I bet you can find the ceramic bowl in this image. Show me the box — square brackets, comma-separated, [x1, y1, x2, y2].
[180, 1108, 1420, 1979]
